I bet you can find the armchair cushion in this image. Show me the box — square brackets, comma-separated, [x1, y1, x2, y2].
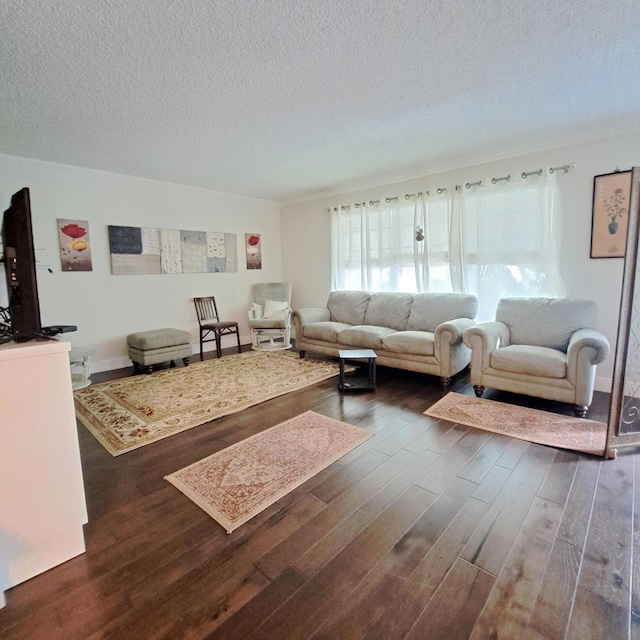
[263, 299, 289, 319]
[253, 282, 293, 305]
[249, 302, 264, 319]
[491, 345, 567, 378]
[248, 317, 289, 330]
[497, 297, 597, 351]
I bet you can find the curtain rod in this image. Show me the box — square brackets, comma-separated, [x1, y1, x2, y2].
[324, 163, 577, 212]
[549, 163, 577, 174]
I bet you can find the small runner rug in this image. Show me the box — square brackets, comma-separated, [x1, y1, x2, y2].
[425, 393, 607, 456]
[165, 410, 372, 533]
[74, 350, 345, 456]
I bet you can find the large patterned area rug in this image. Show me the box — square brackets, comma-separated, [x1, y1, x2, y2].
[75, 350, 345, 456]
[165, 411, 371, 533]
[425, 393, 607, 456]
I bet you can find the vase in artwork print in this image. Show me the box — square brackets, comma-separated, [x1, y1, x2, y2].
[605, 187, 627, 235]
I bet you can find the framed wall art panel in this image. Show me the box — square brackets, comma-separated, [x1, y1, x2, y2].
[591, 170, 632, 258]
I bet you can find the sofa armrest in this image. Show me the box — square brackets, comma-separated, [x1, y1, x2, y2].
[463, 321, 511, 351]
[463, 321, 511, 378]
[435, 318, 476, 345]
[433, 318, 477, 378]
[566, 328, 610, 386]
[292, 307, 330, 326]
[567, 328, 610, 364]
[292, 307, 330, 330]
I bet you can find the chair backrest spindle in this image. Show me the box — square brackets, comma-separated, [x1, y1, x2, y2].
[194, 296, 220, 324]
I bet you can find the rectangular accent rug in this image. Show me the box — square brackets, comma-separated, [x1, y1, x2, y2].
[425, 393, 607, 456]
[165, 411, 372, 533]
[74, 350, 345, 456]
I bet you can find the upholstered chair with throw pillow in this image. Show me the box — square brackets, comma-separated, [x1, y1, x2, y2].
[463, 297, 610, 417]
[248, 283, 293, 350]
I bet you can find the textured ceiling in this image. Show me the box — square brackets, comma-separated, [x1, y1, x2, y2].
[1, 0, 639, 204]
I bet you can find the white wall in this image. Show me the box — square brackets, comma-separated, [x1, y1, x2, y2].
[0, 154, 282, 372]
[282, 130, 640, 392]
[3, 130, 637, 388]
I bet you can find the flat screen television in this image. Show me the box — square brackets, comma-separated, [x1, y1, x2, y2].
[1, 187, 42, 342]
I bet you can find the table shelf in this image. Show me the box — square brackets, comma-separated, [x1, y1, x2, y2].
[338, 349, 377, 392]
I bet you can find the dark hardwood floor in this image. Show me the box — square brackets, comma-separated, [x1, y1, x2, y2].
[1, 345, 636, 639]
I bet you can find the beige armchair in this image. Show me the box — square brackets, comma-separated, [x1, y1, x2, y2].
[463, 297, 610, 417]
[248, 283, 293, 350]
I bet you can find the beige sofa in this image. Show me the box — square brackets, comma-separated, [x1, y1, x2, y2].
[462, 297, 610, 417]
[292, 290, 478, 387]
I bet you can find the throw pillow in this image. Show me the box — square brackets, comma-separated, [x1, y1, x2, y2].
[250, 302, 264, 319]
[263, 299, 288, 319]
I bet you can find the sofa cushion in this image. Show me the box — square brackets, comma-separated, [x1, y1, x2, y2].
[407, 293, 478, 332]
[382, 331, 435, 356]
[327, 290, 371, 325]
[365, 292, 413, 330]
[338, 325, 395, 349]
[491, 345, 567, 378]
[304, 321, 352, 342]
[496, 297, 597, 352]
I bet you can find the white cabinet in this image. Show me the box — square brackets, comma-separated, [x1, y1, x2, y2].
[0, 340, 88, 607]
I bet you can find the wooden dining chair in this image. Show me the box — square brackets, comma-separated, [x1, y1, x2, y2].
[193, 296, 241, 360]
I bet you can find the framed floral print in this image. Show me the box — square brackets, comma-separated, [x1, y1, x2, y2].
[591, 170, 632, 258]
[245, 233, 262, 269]
[58, 219, 93, 271]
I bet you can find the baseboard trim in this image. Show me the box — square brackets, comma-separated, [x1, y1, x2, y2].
[594, 376, 612, 394]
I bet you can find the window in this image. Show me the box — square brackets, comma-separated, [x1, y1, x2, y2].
[331, 194, 453, 293]
[331, 173, 564, 321]
[452, 174, 564, 320]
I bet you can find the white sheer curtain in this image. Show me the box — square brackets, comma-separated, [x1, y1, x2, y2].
[331, 172, 564, 318]
[450, 172, 565, 321]
[331, 193, 454, 293]
[418, 192, 453, 293]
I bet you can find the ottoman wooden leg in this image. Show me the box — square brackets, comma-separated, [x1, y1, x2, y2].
[183, 357, 190, 366]
[144, 365, 153, 374]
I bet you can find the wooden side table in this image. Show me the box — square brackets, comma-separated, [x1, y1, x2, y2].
[338, 349, 377, 392]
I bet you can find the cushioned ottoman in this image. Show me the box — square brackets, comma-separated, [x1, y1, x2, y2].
[127, 328, 192, 374]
